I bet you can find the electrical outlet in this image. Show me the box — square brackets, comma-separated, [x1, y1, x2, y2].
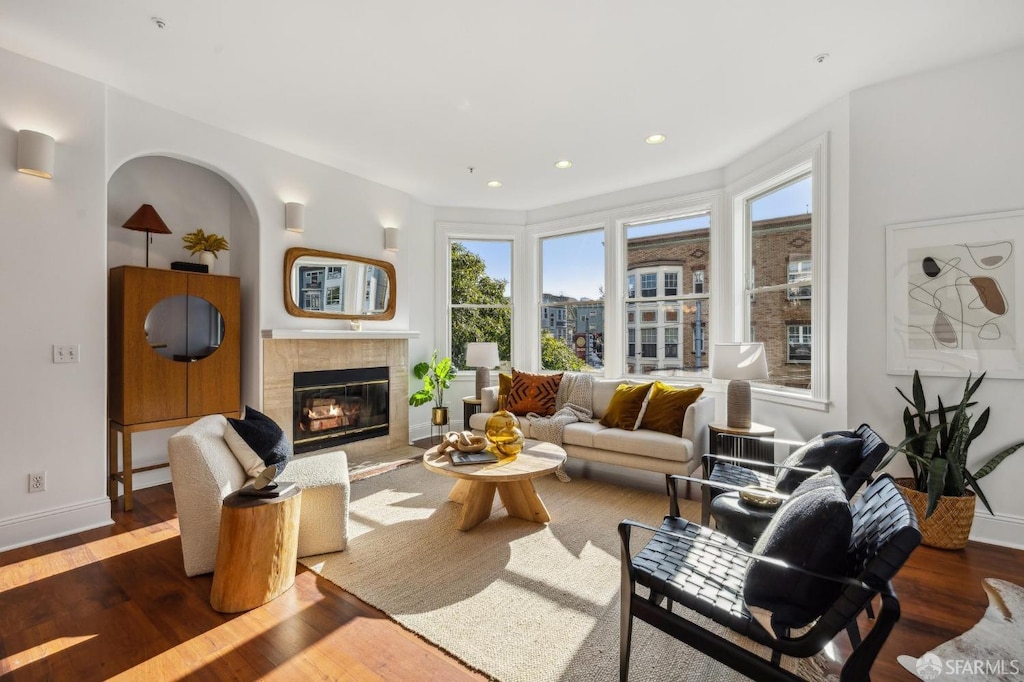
[52, 344, 80, 364]
[29, 471, 46, 493]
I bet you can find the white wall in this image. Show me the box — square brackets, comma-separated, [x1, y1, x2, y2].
[108, 156, 235, 272]
[848, 46, 1024, 547]
[0, 49, 112, 549]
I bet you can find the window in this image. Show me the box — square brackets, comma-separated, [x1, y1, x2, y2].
[627, 275, 636, 299]
[641, 328, 657, 358]
[664, 327, 678, 358]
[627, 328, 636, 357]
[640, 273, 657, 298]
[787, 259, 812, 299]
[625, 211, 711, 375]
[788, 325, 812, 363]
[449, 239, 512, 370]
[541, 230, 605, 370]
[743, 170, 814, 391]
[664, 272, 678, 296]
[692, 270, 705, 294]
[627, 310, 635, 323]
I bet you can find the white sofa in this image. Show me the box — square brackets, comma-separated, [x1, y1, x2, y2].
[468, 378, 714, 480]
[167, 414, 350, 577]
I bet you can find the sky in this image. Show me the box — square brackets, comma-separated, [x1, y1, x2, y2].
[461, 176, 811, 299]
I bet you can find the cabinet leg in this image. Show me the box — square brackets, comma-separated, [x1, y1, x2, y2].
[123, 430, 133, 512]
[108, 424, 118, 502]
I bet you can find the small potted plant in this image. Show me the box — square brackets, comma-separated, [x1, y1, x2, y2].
[879, 370, 1024, 549]
[409, 351, 456, 428]
[182, 228, 229, 272]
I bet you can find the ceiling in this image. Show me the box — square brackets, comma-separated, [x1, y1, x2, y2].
[2, 1, 1023, 211]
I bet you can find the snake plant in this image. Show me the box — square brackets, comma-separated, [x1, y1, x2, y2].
[878, 370, 1024, 518]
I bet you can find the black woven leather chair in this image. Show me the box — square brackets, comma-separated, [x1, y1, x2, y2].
[619, 474, 921, 682]
[691, 423, 890, 527]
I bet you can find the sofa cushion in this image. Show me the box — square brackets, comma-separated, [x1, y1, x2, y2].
[639, 382, 704, 436]
[225, 406, 292, 477]
[599, 382, 653, 430]
[507, 370, 563, 416]
[592, 425, 692, 463]
[774, 433, 863, 494]
[744, 468, 852, 636]
[562, 421, 609, 448]
[592, 378, 624, 419]
[498, 372, 512, 399]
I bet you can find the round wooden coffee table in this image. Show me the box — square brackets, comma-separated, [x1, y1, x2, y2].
[422, 439, 567, 531]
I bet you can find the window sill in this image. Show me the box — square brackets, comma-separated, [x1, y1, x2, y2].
[752, 386, 830, 412]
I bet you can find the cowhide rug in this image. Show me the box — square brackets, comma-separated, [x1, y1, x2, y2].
[897, 578, 1023, 681]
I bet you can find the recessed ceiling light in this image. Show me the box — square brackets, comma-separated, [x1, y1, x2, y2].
[645, 134, 666, 145]
[554, 160, 573, 169]
[487, 180, 502, 188]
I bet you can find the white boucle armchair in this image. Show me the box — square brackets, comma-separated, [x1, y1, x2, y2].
[167, 414, 350, 577]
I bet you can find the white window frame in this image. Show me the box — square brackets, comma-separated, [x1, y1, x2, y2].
[788, 324, 812, 363]
[729, 134, 829, 407]
[787, 259, 812, 300]
[692, 269, 705, 294]
[664, 271, 679, 297]
[437, 223, 523, 372]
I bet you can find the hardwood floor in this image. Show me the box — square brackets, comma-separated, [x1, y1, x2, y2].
[2, 480, 1022, 681]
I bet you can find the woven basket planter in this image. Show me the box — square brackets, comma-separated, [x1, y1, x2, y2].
[896, 478, 976, 550]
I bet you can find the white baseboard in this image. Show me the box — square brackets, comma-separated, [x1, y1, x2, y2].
[970, 510, 1024, 550]
[0, 497, 113, 553]
[409, 419, 471, 443]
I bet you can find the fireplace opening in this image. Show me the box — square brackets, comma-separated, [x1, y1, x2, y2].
[293, 367, 389, 454]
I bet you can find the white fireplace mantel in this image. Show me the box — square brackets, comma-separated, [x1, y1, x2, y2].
[261, 329, 420, 340]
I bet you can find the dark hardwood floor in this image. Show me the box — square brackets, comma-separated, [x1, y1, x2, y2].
[1, 480, 1022, 681]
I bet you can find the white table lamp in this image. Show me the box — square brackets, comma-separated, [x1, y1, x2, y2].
[465, 342, 500, 400]
[711, 342, 769, 429]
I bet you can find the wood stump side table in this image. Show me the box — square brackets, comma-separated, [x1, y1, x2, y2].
[210, 486, 302, 613]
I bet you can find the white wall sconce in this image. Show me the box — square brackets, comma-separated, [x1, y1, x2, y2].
[384, 226, 399, 252]
[16, 130, 55, 179]
[285, 202, 305, 233]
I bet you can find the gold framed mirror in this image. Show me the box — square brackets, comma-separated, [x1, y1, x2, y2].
[284, 247, 397, 320]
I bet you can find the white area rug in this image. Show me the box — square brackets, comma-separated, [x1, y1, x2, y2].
[897, 578, 1024, 681]
[300, 464, 834, 681]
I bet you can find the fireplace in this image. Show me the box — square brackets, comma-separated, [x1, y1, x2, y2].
[293, 367, 389, 454]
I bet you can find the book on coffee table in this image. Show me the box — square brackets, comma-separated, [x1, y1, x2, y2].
[449, 451, 498, 466]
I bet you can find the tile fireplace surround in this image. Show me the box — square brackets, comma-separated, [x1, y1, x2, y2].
[262, 330, 416, 458]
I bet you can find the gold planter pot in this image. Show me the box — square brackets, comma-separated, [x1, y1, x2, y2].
[896, 479, 976, 550]
[431, 406, 449, 427]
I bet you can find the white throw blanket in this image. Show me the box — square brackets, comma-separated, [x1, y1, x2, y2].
[528, 373, 594, 482]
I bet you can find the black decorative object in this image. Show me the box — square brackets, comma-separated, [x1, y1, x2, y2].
[227, 406, 293, 467]
[171, 261, 209, 273]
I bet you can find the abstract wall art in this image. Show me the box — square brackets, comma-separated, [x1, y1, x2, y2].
[887, 209, 1024, 377]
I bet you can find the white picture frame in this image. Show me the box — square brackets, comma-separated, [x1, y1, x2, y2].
[886, 208, 1024, 377]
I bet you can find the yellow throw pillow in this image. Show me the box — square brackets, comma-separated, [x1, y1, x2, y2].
[599, 382, 654, 430]
[640, 382, 704, 436]
[506, 370, 563, 416]
[498, 372, 513, 399]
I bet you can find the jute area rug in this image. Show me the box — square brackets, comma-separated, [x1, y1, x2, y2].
[300, 464, 834, 682]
